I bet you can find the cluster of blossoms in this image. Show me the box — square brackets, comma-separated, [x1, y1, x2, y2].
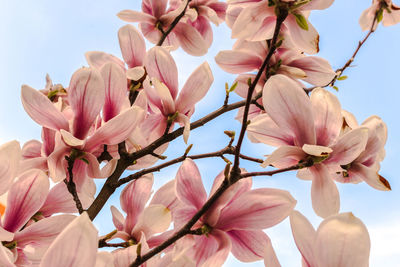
[0, 0, 398, 266]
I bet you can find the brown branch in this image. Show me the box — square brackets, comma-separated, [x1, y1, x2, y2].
[305, 12, 378, 93]
[240, 164, 301, 179]
[63, 156, 84, 214]
[157, 0, 192, 46]
[232, 7, 288, 173]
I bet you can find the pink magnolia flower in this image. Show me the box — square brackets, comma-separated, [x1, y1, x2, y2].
[333, 115, 391, 191]
[118, 0, 209, 56]
[247, 75, 369, 218]
[169, 159, 295, 265]
[227, 0, 334, 54]
[360, 0, 400, 31]
[108, 174, 171, 246]
[0, 169, 75, 266]
[143, 46, 214, 143]
[290, 210, 370, 267]
[21, 67, 145, 182]
[0, 140, 21, 202]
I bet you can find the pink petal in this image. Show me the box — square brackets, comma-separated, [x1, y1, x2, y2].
[0, 244, 15, 267]
[117, 10, 157, 24]
[118, 25, 146, 68]
[216, 188, 296, 231]
[310, 88, 342, 146]
[310, 164, 340, 218]
[22, 139, 41, 159]
[315, 213, 370, 267]
[60, 129, 85, 147]
[290, 56, 335, 86]
[382, 9, 400, 27]
[175, 159, 207, 210]
[286, 15, 319, 54]
[300, 0, 334, 10]
[302, 144, 332, 157]
[21, 85, 69, 131]
[85, 106, 144, 152]
[327, 127, 369, 166]
[47, 145, 70, 182]
[0, 140, 21, 195]
[121, 174, 153, 233]
[289, 210, 317, 267]
[200, 230, 232, 267]
[85, 51, 125, 70]
[40, 182, 92, 216]
[14, 214, 75, 247]
[227, 229, 271, 262]
[149, 0, 168, 19]
[263, 74, 316, 147]
[177, 113, 190, 144]
[350, 163, 391, 191]
[247, 114, 295, 147]
[0, 227, 14, 242]
[40, 213, 98, 267]
[152, 78, 176, 115]
[261, 146, 306, 169]
[174, 22, 209, 56]
[68, 67, 105, 139]
[95, 252, 114, 267]
[145, 47, 179, 99]
[101, 62, 128, 122]
[359, 4, 377, 31]
[3, 169, 49, 233]
[110, 206, 125, 231]
[41, 127, 56, 157]
[176, 62, 213, 115]
[131, 204, 171, 238]
[215, 50, 262, 74]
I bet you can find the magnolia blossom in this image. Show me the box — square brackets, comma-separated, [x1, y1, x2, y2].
[227, 0, 334, 54]
[290, 210, 370, 267]
[118, 0, 211, 56]
[143, 46, 214, 143]
[247, 75, 373, 218]
[163, 159, 295, 265]
[360, 0, 400, 31]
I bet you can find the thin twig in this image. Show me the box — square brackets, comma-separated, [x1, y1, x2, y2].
[63, 156, 84, 214]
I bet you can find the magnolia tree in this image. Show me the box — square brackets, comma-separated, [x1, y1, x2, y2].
[0, 0, 398, 266]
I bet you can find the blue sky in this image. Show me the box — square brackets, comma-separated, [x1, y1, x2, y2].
[1, 0, 399, 266]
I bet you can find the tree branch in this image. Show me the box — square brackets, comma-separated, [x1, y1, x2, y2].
[63, 156, 84, 214]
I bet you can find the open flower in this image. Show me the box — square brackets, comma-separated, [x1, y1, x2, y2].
[248, 75, 370, 218]
[359, 0, 400, 31]
[169, 159, 295, 265]
[143, 46, 213, 143]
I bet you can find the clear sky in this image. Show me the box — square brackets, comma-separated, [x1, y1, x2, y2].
[1, 0, 399, 266]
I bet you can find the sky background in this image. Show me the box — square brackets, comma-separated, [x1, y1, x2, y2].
[1, 0, 400, 266]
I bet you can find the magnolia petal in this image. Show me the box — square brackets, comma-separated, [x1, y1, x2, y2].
[291, 56, 335, 86]
[14, 215, 75, 247]
[247, 114, 294, 147]
[47, 145, 69, 182]
[310, 88, 342, 146]
[286, 15, 319, 54]
[289, 210, 317, 267]
[302, 144, 332, 157]
[176, 62, 213, 115]
[300, 0, 334, 10]
[177, 114, 191, 144]
[216, 188, 296, 231]
[113, 246, 137, 267]
[126, 66, 146, 81]
[85, 51, 125, 70]
[327, 127, 369, 166]
[174, 22, 208, 56]
[263, 238, 281, 267]
[382, 9, 400, 27]
[0, 244, 15, 267]
[261, 146, 305, 169]
[175, 159, 207, 210]
[145, 47, 179, 99]
[0, 140, 21, 195]
[0, 226, 14, 242]
[110, 206, 125, 231]
[68, 68, 105, 139]
[40, 213, 98, 267]
[150, 180, 180, 212]
[95, 252, 115, 267]
[60, 129, 85, 147]
[263, 74, 316, 147]
[278, 65, 307, 79]
[121, 174, 154, 233]
[117, 10, 157, 24]
[215, 50, 262, 74]
[21, 85, 69, 131]
[350, 163, 391, 191]
[201, 230, 232, 267]
[310, 164, 340, 218]
[315, 213, 370, 267]
[118, 24, 146, 68]
[85, 106, 145, 152]
[152, 78, 176, 115]
[3, 169, 50, 232]
[101, 62, 127, 122]
[132, 204, 171, 238]
[228, 229, 270, 262]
